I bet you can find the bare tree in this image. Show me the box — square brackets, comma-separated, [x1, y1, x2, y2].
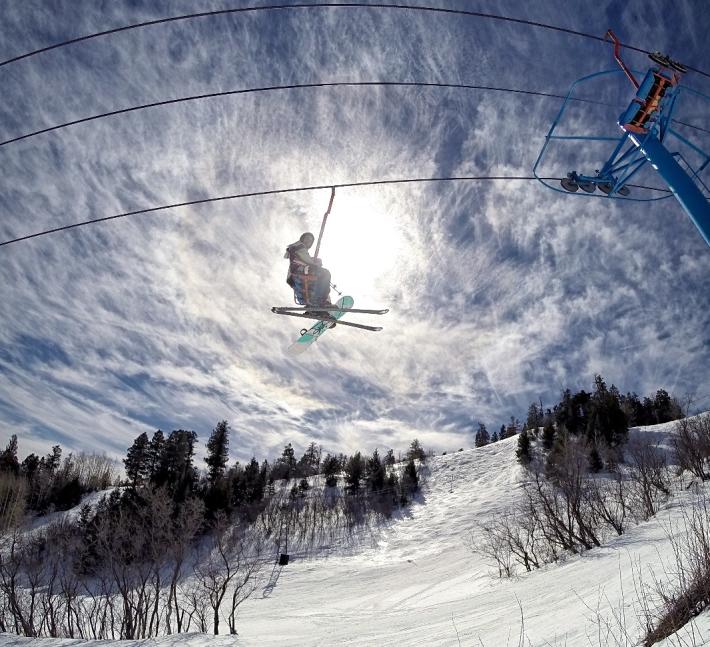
[164, 494, 204, 634]
[71, 453, 119, 490]
[642, 493, 710, 645]
[627, 438, 671, 520]
[0, 527, 45, 636]
[92, 496, 160, 639]
[587, 472, 631, 536]
[472, 508, 545, 577]
[194, 515, 264, 635]
[179, 579, 209, 633]
[469, 524, 514, 578]
[673, 414, 710, 481]
[226, 533, 265, 634]
[0, 473, 26, 531]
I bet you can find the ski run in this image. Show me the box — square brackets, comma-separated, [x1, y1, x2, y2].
[2, 416, 710, 646]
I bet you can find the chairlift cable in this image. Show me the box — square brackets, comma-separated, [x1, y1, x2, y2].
[2, 3, 707, 78]
[0, 175, 671, 249]
[0, 82, 617, 149]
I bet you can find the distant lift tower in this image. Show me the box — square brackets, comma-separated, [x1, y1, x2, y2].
[533, 29, 710, 248]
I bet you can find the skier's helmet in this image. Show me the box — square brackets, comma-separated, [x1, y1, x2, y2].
[300, 232, 315, 248]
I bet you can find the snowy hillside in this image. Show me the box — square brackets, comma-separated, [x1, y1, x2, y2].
[4, 418, 710, 646]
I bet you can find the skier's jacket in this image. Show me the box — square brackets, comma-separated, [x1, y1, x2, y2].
[284, 241, 320, 287]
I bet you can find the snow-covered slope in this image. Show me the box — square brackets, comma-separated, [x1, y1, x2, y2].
[4, 418, 710, 646]
[229, 423, 702, 646]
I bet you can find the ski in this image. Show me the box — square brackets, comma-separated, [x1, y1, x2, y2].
[274, 309, 383, 332]
[272, 306, 389, 315]
[288, 296, 363, 355]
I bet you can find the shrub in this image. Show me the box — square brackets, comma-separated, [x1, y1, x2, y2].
[673, 414, 710, 481]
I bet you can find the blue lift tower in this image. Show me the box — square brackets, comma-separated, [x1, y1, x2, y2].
[534, 30, 710, 248]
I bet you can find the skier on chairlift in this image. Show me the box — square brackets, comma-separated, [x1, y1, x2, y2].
[275, 224, 388, 351]
[284, 232, 333, 312]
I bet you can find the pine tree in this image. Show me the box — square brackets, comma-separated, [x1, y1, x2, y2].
[206, 420, 230, 485]
[146, 430, 165, 482]
[51, 476, 83, 510]
[498, 424, 508, 440]
[588, 445, 603, 473]
[542, 420, 556, 450]
[77, 502, 92, 532]
[259, 460, 269, 495]
[525, 402, 544, 431]
[243, 458, 264, 503]
[555, 389, 590, 436]
[407, 439, 426, 462]
[344, 452, 364, 493]
[587, 375, 628, 447]
[124, 432, 150, 486]
[230, 457, 264, 509]
[298, 442, 321, 477]
[384, 448, 396, 466]
[0, 435, 20, 475]
[273, 443, 297, 481]
[283, 443, 295, 465]
[43, 445, 62, 474]
[545, 431, 567, 479]
[366, 449, 385, 492]
[159, 430, 198, 501]
[230, 462, 246, 508]
[490, 431, 499, 443]
[474, 423, 490, 447]
[516, 429, 532, 465]
[321, 454, 340, 487]
[402, 457, 419, 494]
[20, 453, 40, 481]
[386, 471, 400, 503]
[652, 389, 682, 424]
[506, 416, 520, 438]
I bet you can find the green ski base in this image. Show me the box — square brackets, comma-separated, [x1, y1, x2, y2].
[287, 296, 354, 355]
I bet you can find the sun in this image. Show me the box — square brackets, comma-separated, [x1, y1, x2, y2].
[316, 192, 405, 300]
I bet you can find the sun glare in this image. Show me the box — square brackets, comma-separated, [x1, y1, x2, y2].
[316, 193, 405, 300]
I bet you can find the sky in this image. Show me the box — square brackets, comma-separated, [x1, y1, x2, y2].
[1, 0, 709, 466]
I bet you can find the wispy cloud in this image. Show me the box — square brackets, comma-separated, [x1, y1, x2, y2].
[1, 1, 709, 465]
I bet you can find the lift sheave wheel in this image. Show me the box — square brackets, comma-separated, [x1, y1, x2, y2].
[560, 177, 579, 192]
